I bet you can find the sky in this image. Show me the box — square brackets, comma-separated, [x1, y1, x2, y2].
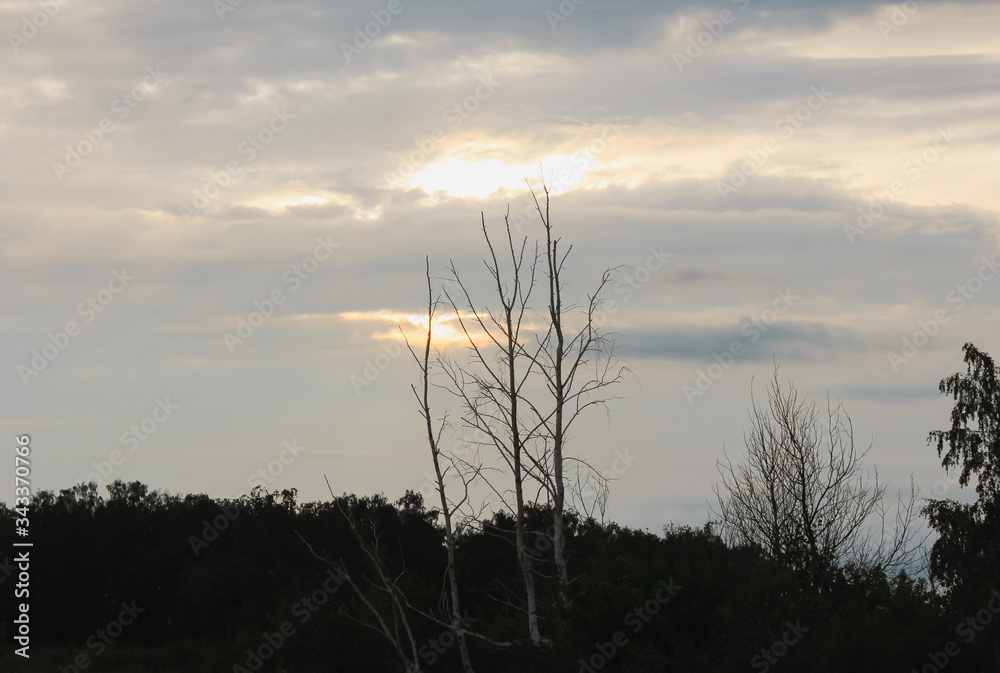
[2, 0, 998, 533]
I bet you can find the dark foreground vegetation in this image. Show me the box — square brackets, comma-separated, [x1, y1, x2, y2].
[4, 349, 1000, 673]
[0, 482, 995, 673]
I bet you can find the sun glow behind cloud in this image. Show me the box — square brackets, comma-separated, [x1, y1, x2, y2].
[406, 153, 597, 199]
[245, 192, 384, 220]
[339, 310, 488, 348]
[270, 196, 330, 208]
[406, 159, 541, 198]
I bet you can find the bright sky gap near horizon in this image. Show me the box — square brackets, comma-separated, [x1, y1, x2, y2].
[2, 0, 997, 532]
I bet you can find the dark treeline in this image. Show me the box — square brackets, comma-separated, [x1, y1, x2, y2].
[0, 484, 967, 671]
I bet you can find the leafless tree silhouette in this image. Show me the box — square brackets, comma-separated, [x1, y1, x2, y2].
[435, 182, 626, 641]
[713, 366, 925, 590]
[401, 257, 475, 672]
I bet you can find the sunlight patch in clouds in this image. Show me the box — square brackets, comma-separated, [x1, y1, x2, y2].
[271, 196, 329, 208]
[407, 153, 606, 199]
[247, 192, 383, 220]
[407, 158, 545, 198]
[339, 310, 487, 348]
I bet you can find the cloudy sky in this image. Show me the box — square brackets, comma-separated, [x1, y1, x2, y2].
[2, 0, 997, 531]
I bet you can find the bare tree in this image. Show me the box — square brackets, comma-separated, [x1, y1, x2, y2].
[569, 465, 611, 525]
[712, 367, 924, 589]
[440, 211, 546, 644]
[297, 484, 425, 673]
[401, 257, 475, 673]
[525, 182, 626, 594]
[298, 479, 511, 673]
[435, 185, 626, 642]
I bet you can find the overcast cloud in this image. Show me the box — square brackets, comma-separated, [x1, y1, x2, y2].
[2, 0, 997, 530]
